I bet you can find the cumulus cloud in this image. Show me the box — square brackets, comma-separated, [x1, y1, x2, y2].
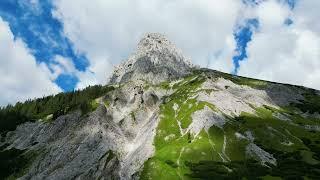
[49, 55, 78, 79]
[46, 55, 112, 90]
[0, 18, 61, 106]
[256, 0, 291, 29]
[238, 0, 320, 90]
[50, 0, 320, 90]
[52, 0, 244, 86]
[1, 0, 319, 107]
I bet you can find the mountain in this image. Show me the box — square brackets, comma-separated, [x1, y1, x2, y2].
[109, 33, 194, 84]
[1, 33, 320, 180]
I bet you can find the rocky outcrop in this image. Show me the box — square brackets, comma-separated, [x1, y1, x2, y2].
[1, 34, 320, 180]
[109, 33, 194, 84]
[2, 80, 166, 180]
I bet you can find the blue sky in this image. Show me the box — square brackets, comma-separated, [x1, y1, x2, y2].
[0, 0, 319, 106]
[232, 18, 259, 74]
[232, 0, 297, 74]
[0, 0, 88, 91]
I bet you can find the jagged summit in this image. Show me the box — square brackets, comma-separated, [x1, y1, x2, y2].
[109, 33, 194, 84]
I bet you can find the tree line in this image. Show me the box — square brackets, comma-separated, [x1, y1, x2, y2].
[0, 85, 114, 135]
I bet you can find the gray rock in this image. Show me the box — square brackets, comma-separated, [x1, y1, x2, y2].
[2, 79, 162, 180]
[109, 33, 195, 84]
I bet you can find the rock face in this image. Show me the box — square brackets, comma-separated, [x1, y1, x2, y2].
[1, 34, 320, 180]
[109, 33, 194, 84]
[3, 81, 165, 180]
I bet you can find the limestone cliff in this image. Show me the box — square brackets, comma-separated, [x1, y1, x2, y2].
[109, 33, 194, 84]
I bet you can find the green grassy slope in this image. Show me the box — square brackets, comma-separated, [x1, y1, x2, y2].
[141, 70, 320, 180]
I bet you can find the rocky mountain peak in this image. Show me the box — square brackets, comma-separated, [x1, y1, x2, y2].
[109, 33, 194, 84]
[136, 33, 183, 57]
[2, 33, 320, 179]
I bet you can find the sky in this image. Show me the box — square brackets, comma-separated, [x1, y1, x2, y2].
[0, 0, 319, 106]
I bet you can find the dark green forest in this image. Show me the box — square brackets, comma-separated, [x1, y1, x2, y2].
[0, 85, 114, 135]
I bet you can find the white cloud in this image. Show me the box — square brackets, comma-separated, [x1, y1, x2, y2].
[75, 56, 113, 89]
[1, 0, 318, 107]
[238, 0, 320, 90]
[208, 35, 236, 72]
[256, 0, 290, 29]
[52, 55, 77, 76]
[0, 18, 61, 106]
[52, 0, 320, 90]
[47, 55, 112, 90]
[52, 0, 244, 85]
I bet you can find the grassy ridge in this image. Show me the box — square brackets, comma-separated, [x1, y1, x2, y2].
[141, 71, 320, 179]
[141, 73, 221, 179]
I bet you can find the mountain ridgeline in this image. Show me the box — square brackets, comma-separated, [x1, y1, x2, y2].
[1, 33, 320, 180]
